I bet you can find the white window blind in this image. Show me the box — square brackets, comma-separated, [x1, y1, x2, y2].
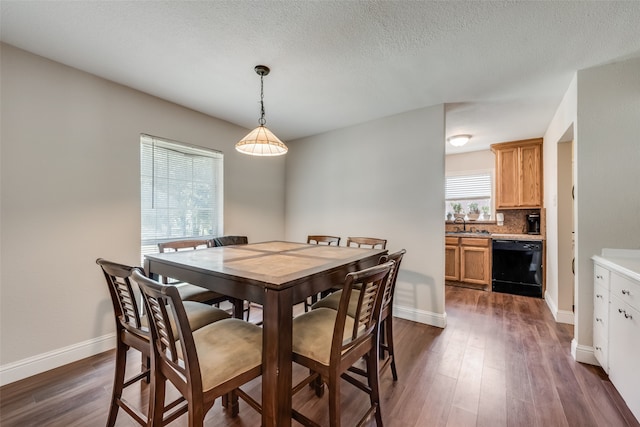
[446, 173, 492, 200]
[140, 134, 223, 258]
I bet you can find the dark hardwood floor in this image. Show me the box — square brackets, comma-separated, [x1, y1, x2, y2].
[1, 286, 638, 426]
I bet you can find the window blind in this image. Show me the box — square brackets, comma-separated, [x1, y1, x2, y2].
[140, 134, 223, 258]
[445, 173, 492, 200]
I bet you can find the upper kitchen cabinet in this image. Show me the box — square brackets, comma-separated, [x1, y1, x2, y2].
[491, 138, 543, 209]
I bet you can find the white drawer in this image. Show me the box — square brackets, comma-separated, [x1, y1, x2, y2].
[593, 329, 608, 373]
[594, 283, 609, 331]
[611, 272, 640, 312]
[594, 264, 610, 289]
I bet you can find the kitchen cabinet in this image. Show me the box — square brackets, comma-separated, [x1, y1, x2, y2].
[491, 138, 543, 209]
[445, 237, 460, 281]
[591, 251, 640, 422]
[445, 236, 491, 286]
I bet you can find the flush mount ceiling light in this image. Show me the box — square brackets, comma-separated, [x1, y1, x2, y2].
[447, 134, 471, 147]
[235, 65, 288, 156]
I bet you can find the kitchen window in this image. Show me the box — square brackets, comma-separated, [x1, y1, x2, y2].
[445, 171, 493, 220]
[140, 134, 223, 259]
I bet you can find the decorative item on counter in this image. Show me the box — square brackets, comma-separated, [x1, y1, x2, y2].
[482, 206, 491, 220]
[447, 212, 453, 221]
[467, 202, 480, 221]
[496, 212, 504, 226]
[451, 202, 464, 219]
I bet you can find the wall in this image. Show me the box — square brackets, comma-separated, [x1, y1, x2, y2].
[0, 44, 286, 384]
[573, 57, 640, 362]
[543, 75, 577, 326]
[285, 105, 446, 327]
[445, 149, 494, 173]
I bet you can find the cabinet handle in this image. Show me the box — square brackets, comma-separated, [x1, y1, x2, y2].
[595, 346, 602, 351]
[621, 289, 631, 295]
[624, 312, 633, 319]
[596, 294, 603, 299]
[595, 317, 603, 323]
[618, 308, 625, 314]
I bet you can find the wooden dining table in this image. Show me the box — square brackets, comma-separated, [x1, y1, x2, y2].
[144, 240, 386, 427]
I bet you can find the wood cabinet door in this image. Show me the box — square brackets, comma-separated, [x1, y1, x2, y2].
[460, 246, 490, 285]
[519, 143, 542, 207]
[445, 245, 460, 281]
[495, 146, 519, 208]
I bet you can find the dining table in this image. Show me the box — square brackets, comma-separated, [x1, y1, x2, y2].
[144, 240, 386, 427]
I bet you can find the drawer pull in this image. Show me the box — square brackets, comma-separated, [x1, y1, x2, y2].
[596, 275, 603, 279]
[596, 294, 603, 299]
[624, 312, 633, 319]
[595, 346, 602, 351]
[595, 317, 603, 323]
[621, 289, 631, 295]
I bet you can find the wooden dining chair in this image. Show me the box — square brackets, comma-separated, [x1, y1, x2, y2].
[158, 239, 230, 306]
[96, 258, 231, 427]
[312, 249, 406, 381]
[131, 269, 262, 427]
[291, 261, 394, 427]
[303, 235, 342, 311]
[346, 236, 387, 250]
[307, 235, 341, 246]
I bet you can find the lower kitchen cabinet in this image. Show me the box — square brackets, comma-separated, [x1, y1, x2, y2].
[445, 236, 491, 286]
[592, 252, 640, 422]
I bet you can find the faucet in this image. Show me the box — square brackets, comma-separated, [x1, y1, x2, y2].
[453, 216, 466, 231]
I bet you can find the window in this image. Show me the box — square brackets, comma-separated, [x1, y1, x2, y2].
[445, 171, 493, 220]
[140, 134, 223, 258]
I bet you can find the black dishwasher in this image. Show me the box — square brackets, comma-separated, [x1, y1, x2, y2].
[492, 239, 543, 298]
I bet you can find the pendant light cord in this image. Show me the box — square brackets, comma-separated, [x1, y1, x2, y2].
[259, 73, 266, 126]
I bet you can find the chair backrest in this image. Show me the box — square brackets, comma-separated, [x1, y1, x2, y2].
[96, 258, 147, 341]
[346, 237, 387, 250]
[132, 269, 202, 394]
[379, 249, 406, 312]
[158, 239, 211, 253]
[331, 261, 394, 365]
[307, 235, 341, 246]
[157, 239, 211, 284]
[211, 235, 248, 247]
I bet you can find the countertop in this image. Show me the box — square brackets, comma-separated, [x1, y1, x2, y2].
[592, 249, 640, 282]
[445, 232, 544, 241]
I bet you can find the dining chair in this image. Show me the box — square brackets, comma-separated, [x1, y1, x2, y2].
[312, 249, 406, 380]
[96, 258, 231, 427]
[211, 235, 249, 247]
[304, 235, 342, 311]
[346, 236, 387, 250]
[158, 239, 230, 306]
[307, 235, 341, 246]
[208, 235, 255, 321]
[291, 261, 394, 427]
[131, 269, 262, 427]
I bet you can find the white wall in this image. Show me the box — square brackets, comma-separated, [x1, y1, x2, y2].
[285, 105, 447, 327]
[0, 44, 285, 384]
[445, 149, 494, 174]
[573, 57, 640, 362]
[543, 75, 577, 325]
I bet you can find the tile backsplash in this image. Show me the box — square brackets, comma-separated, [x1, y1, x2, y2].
[446, 209, 544, 235]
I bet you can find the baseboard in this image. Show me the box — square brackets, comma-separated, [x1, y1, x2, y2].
[393, 304, 447, 328]
[0, 333, 115, 387]
[544, 291, 575, 325]
[571, 338, 599, 366]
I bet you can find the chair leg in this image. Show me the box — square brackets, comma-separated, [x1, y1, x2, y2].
[148, 363, 166, 427]
[386, 318, 398, 381]
[107, 342, 128, 427]
[366, 351, 383, 426]
[328, 373, 341, 427]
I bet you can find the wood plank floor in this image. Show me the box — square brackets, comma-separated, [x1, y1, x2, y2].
[1, 286, 638, 426]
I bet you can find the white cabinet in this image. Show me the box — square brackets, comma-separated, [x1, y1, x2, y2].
[592, 251, 640, 422]
[592, 265, 610, 372]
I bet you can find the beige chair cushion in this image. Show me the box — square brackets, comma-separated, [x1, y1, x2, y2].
[187, 318, 262, 392]
[141, 301, 230, 336]
[311, 289, 360, 318]
[292, 307, 355, 366]
[175, 283, 226, 303]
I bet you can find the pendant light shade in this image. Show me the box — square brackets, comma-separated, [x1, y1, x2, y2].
[235, 65, 288, 156]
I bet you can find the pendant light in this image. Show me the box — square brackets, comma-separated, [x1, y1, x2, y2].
[235, 65, 288, 156]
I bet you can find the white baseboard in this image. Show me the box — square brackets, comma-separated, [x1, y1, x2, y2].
[544, 291, 575, 325]
[571, 338, 599, 366]
[393, 304, 447, 328]
[0, 333, 116, 387]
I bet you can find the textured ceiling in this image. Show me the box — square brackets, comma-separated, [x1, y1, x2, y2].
[2, 1, 640, 154]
